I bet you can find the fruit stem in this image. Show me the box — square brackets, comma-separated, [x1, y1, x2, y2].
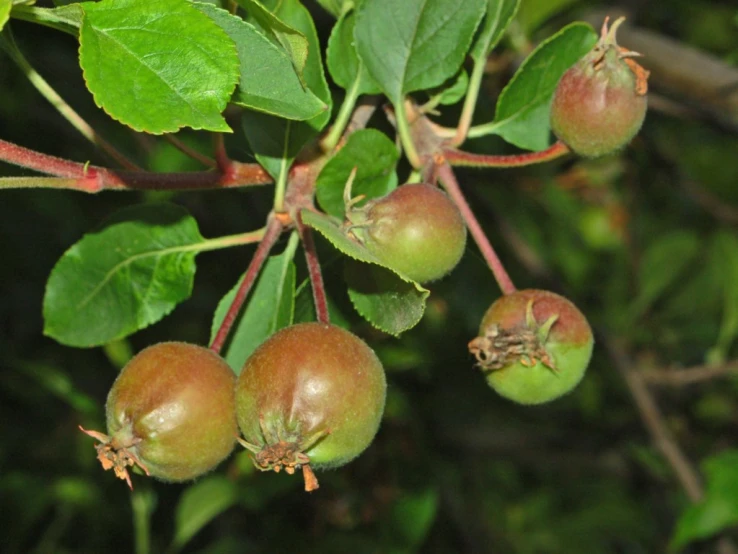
[210, 217, 285, 353]
[451, 33, 488, 147]
[395, 100, 423, 168]
[164, 134, 217, 168]
[437, 162, 517, 295]
[130, 486, 154, 554]
[0, 139, 273, 192]
[297, 212, 330, 324]
[320, 72, 362, 153]
[443, 141, 571, 168]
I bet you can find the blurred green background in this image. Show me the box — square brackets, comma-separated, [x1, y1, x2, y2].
[3, 0, 738, 552]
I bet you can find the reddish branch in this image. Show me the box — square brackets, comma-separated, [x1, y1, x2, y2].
[443, 141, 571, 168]
[436, 162, 517, 295]
[296, 213, 330, 324]
[210, 217, 285, 354]
[0, 138, 272, 192]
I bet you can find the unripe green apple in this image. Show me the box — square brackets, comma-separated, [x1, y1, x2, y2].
[80, 342, 238, 488]
[235, 322, 386, 491]
[550, 17, 649, 158]
[345, 183, 467, 283]
[469, 290, 594, 404]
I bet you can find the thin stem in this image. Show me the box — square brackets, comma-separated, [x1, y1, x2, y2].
[1, 33, 141, 170]
[437, 162, 516, 295]
[395, 100, 422, 168]
[320, 73, 362, 153]
[210, 217, 284, 354]
[164, 135, 216, 168]
[444, 141, 571, 168]
[213, 134, 230, 172]
[603, 337, 704, 503]
[8, 6, 80, 36]
[0, 139, 273, 192]
[452, 43, 487, 147]
[130, 486, 154, 554]
[297, 211, 330, 323]
[273, 122, 292, 213]
[198, 228, 267, 252]
[642, 360, 738, 386]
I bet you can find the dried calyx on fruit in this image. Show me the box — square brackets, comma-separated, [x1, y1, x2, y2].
[550, 16, 649, 158]
[80, 342, 238, 488]
[343, 181, 466, 284]
[235, 323, 386, 492]
[469, 290, 594, 404]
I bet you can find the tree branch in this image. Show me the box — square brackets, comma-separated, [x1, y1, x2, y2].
[0, 139, 272, 192]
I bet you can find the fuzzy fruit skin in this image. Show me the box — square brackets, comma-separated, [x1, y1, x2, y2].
[106, 342, 237, 481]
[550, 20, 647, 158]
[235, 322, 386, 470]
[349, 183, 466, 283]
[474, 290, 594, 405]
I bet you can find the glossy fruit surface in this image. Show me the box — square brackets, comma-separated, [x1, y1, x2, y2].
[468, 290, 594, 404]
[81, 342, 237, 487]
[346, 183, 466, 283]
[235, 322, 386, 491]
[550, 17, 648, 158]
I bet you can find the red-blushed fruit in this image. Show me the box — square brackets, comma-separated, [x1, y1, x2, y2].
[235, 322, 386, 491]
[550, 17, 649, 158]
[345, 183, 467, 283]
[80, 342, 237, 488]
[468, 290, 594, 404]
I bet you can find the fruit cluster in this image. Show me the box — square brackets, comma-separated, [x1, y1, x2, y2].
[78, 15, 650, 492]
[82, 323, 386, 492]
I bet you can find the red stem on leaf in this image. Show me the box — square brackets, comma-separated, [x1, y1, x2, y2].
[164, 135, 217, 168]
[0, 138, 273, 192]
[296, 212, 330, 324]
[210, 217, 285, 354]
[443, 141, 571, 168]
[437, 162, 517, 296]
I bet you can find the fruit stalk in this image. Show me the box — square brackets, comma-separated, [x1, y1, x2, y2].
[437, 162, 516, 295]
[297, 213, 330, 324]
[210, 217, 285, 353]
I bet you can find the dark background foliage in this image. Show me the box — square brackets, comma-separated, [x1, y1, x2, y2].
[2, 0, 738, 552]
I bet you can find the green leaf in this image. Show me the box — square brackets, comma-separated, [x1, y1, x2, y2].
[516, 0, 579, 34]
[470, 0, 520, 60]
[385, 488, 439, 548]
[79, 0, 239, 133]
[326, 10, 380, 95]
[631, 231, 700, 318]
[8, 4, 84, 35]
[672, 450, 738, 550]
[1, 0, 11, 31]
[300, 209, 428, 335]
[314, 0, 351, 18]
[486, 22, 597, 151]
[427, 69, 469, 106]
[708, 232, 738, 361]
[354, 0, 486, 104]
[172, 476, 238, 550]
[241, 115, 303, 180]
[195, 3, 326, 121]
[316, 129, 399, 217]
[345, 260, 428, 336]
[242, 0, 331, 177]
[43, 203, 204, 347]
[263, 0, 331, 127]
[210, 232, 298, 374]
[236, 0, 308, 78]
